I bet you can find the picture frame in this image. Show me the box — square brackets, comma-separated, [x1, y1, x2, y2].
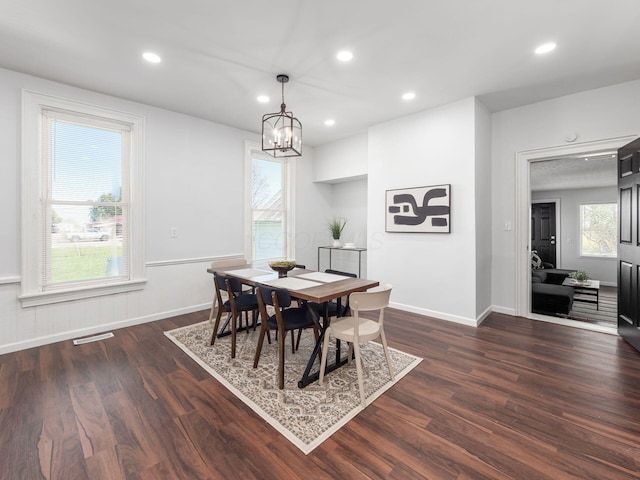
[385, 184, 451, 233]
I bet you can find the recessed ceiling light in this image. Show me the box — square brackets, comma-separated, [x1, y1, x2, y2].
[324, 119, 336, 126]
[402, 92, 416, 101]
[535, 42, 557, 55]
[336, 50, 353, 62]
[257, 95, 270, 103]
[142, 52, 162, 63]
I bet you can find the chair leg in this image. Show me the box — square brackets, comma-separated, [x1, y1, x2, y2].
[253, 326, 267, 368]
[278, 330, 286, 389]
[295, 329, 302, 351]
[319, 330, 332, 385]
[210, 308, 223, 345]
[380, 331, 394, 381]
[291, 330, 296, 354]
[231, 313, 237, 359]
[353, 341, 366, 407]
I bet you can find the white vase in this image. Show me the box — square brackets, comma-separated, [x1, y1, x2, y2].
[332, 239, 341, 247]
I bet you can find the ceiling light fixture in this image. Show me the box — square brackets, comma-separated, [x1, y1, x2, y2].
[142, 52, 162, 63]
[261, 74, 302, 157]
[535, 42, 557, 55]
[402, 92, 416, 101]
[324, 119, 336, 126]
[336, 50, 353, 62]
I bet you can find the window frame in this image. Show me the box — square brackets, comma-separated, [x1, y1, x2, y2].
[20, 90, 146, 306]
[578, 202, 618, 259]
[244, 141, 296, 262]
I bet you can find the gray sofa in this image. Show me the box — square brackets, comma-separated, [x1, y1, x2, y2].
[531, 268, 575, 315]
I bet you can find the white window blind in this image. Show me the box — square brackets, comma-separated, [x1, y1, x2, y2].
[42, 109, 131, 289]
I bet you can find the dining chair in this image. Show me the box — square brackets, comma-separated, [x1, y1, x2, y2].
[210, 272, 259, 358]
[253, 284, 319, 389]
[208, 257, 248, 323]
[319, 284, 394, 407]
[308, 269, 357, 317]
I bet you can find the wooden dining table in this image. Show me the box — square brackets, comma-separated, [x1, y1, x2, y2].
[207, 265, 379, 388]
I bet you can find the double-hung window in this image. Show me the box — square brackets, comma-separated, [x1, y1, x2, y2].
[245, 144, 295, 261]
[21, 91, 145, 306]
[579, 203, 617, 258]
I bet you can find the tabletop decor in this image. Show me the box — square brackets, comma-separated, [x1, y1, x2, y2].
[268, 260, 297, 277]
[569, 270, 590, 285]
[328, 216, 347, 247]
[386, 184, 451, 233]
[165, 321, 421, 454]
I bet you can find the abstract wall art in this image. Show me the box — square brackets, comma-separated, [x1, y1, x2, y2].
[385, 184, 451, 233]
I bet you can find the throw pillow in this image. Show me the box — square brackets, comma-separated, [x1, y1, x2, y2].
[531, 250, 543, 269]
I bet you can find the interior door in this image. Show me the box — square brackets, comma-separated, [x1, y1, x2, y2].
[531, 202, 557, 267]
[618, 137, 640, 352]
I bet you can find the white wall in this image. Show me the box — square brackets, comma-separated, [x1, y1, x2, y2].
[532, 186, 617, 285]
[368, 98, 480, 324]
[492, 79, 640, 312]
[0, 67, 328, 353]
[313, 132, 368, 183]
[475, 99, 493, 317]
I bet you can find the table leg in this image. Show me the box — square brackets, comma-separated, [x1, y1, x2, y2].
[298, 301, 348, 388]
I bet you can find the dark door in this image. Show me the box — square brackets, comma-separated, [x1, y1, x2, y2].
[618, 137, 640, 352]
[531, 202, 557, 267]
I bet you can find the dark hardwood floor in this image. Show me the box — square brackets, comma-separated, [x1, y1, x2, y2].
[1, 308, 640, 479]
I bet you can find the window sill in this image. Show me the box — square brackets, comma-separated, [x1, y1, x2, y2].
[19, 279, 147, 307]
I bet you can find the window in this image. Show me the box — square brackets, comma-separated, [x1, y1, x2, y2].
[579, 203, 617, 258]
[245, 144, 295, 261]
[21, 91, 145, 306]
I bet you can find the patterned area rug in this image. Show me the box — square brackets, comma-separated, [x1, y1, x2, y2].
[164, 321, 422, 454]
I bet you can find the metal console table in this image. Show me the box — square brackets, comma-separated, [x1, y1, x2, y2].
[317, 246, 367, 278]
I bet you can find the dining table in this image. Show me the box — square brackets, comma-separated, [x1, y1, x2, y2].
[207, 264, 379, 388]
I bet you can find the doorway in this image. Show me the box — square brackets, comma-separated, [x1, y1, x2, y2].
[515, 136, 635, 334]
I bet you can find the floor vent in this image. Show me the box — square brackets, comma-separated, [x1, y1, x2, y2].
[73, 332, 114, 346]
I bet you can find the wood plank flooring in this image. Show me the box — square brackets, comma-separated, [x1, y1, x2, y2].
[1, 308, 640, 479]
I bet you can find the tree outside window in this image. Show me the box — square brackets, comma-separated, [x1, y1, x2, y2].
[580, 203, 617, 258]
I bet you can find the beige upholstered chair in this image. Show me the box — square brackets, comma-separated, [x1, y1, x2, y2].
[319, 284, 394, 406]
[208, 257, 248, 323]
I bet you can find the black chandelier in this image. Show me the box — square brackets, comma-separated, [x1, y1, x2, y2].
[261, 74, 302, 157]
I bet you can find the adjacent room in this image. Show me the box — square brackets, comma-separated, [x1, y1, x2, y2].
[1, 1, 640, 479]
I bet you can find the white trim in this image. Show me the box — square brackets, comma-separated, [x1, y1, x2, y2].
[389, 301, 480, 327]
[21, 90, 146, 306]
[515, 135, 637, 318]
[0, 302, 210, 356]
[19, 279, 147, 307]
[531, 197, 562, 267]
[0, 276, 21, 285]
[146, 254, 245, 267]
[492, 305, 516, 316]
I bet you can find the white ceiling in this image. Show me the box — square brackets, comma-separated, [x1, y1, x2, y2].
[530, 153, 618, 192]
[1, 0, 640, 147]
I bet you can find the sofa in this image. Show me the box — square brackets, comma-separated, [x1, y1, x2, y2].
[531, 268, 576, 315]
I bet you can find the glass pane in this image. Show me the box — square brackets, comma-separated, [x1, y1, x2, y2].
[580, 204, 617, 257]
[253, 211, 284, 260]
[49, 204, 125, 284]
[50, 120, 123, 203]
[252, 158, 282, 209]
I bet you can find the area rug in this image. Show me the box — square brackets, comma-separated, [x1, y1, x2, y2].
[164, 321, 422, 454]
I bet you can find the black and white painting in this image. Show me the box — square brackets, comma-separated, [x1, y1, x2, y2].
[385, 184, 451, 233]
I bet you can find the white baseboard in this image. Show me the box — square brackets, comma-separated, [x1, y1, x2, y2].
[0, 302, 211, 355]
[389, 301, 480, 327]
[491, 305, 516, 316]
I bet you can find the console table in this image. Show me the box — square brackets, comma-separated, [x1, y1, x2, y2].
[317, 246, 366, 278]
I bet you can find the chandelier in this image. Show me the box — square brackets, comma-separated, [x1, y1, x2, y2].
[261, 74, 302, 157]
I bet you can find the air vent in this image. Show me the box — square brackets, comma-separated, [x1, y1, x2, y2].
[72, 332, 114, 346]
